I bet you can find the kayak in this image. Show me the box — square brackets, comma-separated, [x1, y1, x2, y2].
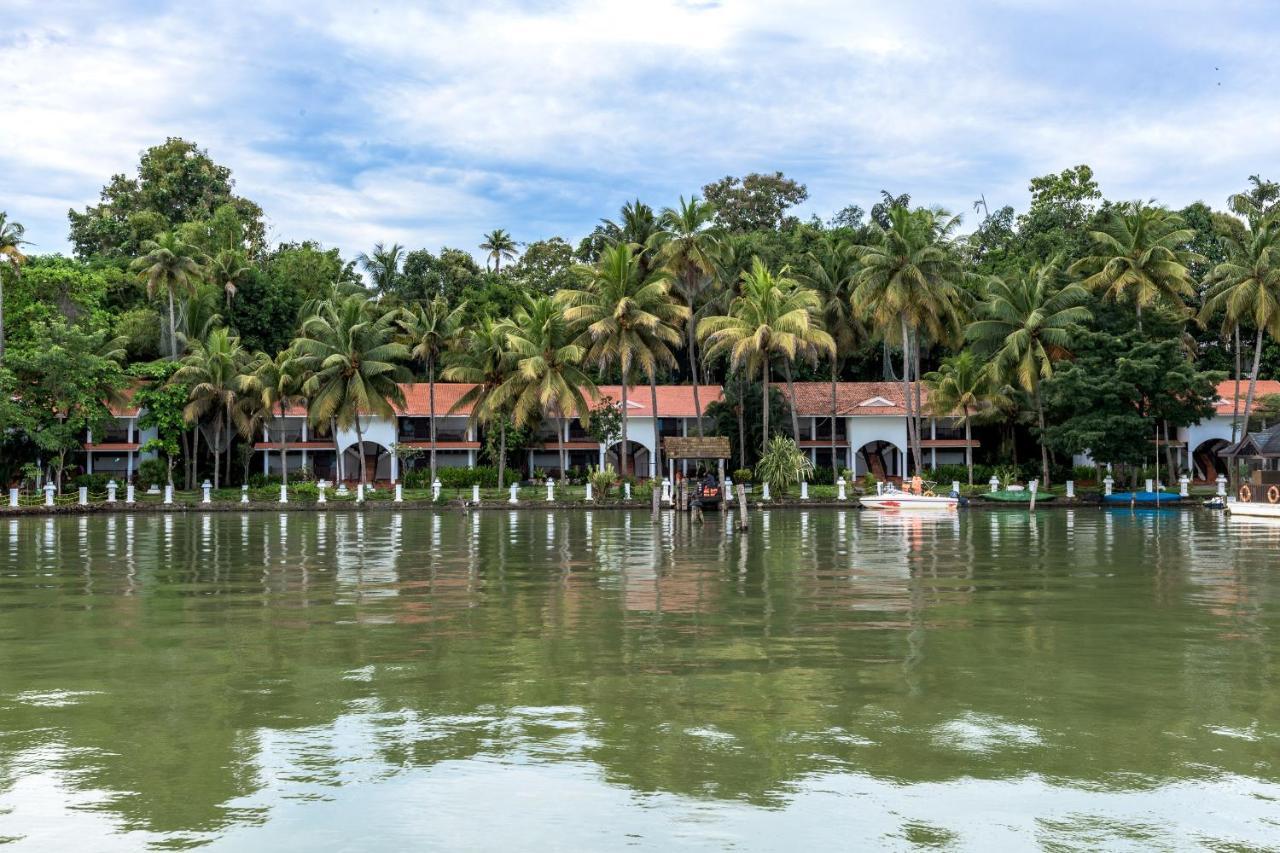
[1102, 491, 1183, 506]
[978, 490, 1056, 503]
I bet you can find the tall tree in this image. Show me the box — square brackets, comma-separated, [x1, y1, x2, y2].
[479, 229, 518, 273]
[131, 232, 203, 360]
[854, 206, 967, 473]
[399, 296, 468, 483]
[967, 267, 1093, 486]
[442, 316, 518, 488]
[699, 258, 834, 456]
[294, 295, 412, 484]
[702, 172, 808, 232]
[207, 248, 252, 309]
[246, 348, 306, 486]
[175, 327, 251, 490]
[1069, 202, 1202, 331]
[0, 212, 29, 359]
[656, 195, 722, 437]
[357, 242, 405, 294]
[923, 352, 1002, 485]
[558, 243, 687, 477]
[494, 296, 596, 478]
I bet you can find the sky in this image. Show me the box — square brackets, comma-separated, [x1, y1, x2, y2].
[3, 0, 1280, 263]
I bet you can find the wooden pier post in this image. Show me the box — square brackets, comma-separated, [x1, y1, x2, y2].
[736, 483, 749, 530]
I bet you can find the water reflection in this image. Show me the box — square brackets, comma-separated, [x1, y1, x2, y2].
[0, 509, 1275, 849]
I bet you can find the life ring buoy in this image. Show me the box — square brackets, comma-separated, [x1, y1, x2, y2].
[1269, 486, 1280, 504]
[1239, 484, 1252, 503]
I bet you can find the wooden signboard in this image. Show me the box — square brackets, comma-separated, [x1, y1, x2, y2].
[662, 436, 731, 460]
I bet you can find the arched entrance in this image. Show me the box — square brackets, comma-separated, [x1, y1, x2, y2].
[854, 440, 903, 480]
[607, 440, 652, 479]
[1192, 438, 1231, 481]
[340, 441, 393, 483]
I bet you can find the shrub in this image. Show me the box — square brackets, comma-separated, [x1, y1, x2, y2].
[754, 436, 813, 495]
[290, 482, 320, 501]
[732, 468, 753, 483]
[861, 472, 877, 492]
[137, 458, 169, 489]
[927, 464, 969, 485]
[404, 466, 520, 490]
[73, 473, 112, 493]
[810, 466, 835, 486]
[589, 464, 616, 499]
[248, 472, 282, 488]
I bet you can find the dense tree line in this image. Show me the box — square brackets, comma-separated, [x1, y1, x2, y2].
[1, 138, 1276, 491]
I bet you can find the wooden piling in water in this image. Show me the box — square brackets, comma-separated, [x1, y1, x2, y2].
[736, 484, 749, 530]
[652, 480, 661, 523]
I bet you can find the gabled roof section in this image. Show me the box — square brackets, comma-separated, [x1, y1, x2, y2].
[789, 382, 923, 417]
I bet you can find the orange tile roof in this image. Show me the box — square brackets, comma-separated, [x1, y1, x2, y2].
[1215, 380, 1280, 415]
[592, 385, 723, 418]
[788, 382, 924, 416]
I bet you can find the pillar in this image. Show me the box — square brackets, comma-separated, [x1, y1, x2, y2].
[8, 488, 17, 508]
[836, 477, 846, 501]
[86, 453, 93, 475]
[395, 483, 404, 502]
[202, 480, 212, 503]
[1065, 480, 1075, 499]
[125, 483, 135, 504]
[279, 484, 288, 504]
[106, 480, 118, 503]
[78, 487, 88, 505]
[1216, 475, 1227, 497]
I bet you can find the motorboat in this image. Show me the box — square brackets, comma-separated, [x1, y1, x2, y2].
[859, 484, 958, 511]
[1102, 491, 1183, 507]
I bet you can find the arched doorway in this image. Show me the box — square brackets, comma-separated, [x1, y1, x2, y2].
[340, 441, 393, 483]
[606, 440, 652, 479]
[854, 440, 903, 480]
[1192, 438, 1230, 481]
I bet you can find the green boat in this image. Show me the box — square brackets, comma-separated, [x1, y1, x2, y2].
[978, 489, 1056, 503]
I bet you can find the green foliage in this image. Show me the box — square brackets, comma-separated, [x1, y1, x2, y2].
[702, 172, 809, 232]
[1, 255, 111, 348]
[511, 238, 576, 294]
[706, 381, 791, 470]
[586, 397, 623, 446]
[73, 472, 113, 492]
[732, 468, 753, 483]
[589, 463, 617, 498]
[134, 360, 189, 483]
[404, 466, 520, 490]
[754, 436, 814, 495]
[136, 458, 169, 489]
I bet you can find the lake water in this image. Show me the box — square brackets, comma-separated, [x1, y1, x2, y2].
[0, 509, 1277, 850]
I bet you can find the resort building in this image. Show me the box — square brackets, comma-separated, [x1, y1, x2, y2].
[1180, 379, 1280, 480]
[82, 394, 158, 478]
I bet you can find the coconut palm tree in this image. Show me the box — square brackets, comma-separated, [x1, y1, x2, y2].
[494, 295, 597, 478]
[175, 327, 252, 490]
[802, 235, 866, 476]
[0, 212, 30, 359]
[656, 195, 722, 437]
[854, 206, 967, 473]
[1069, 202, 1203, 331]
[698, 257, 834, 456]
[131, 232, 203, 360]
[558, 243, 687, 478]
[923, 351, 1003, 486]
[1198, 213, 1280, 456]
[245, 348, 306, 485]
[207, 248, 252, 309]
[479, 229, 518, 272]
[357, 242, 405, 294]
[294, 295, 412, 484]
[442, 315, 518, 488]
[399, 296, 468, 483]
[967, 267, 1093, 487]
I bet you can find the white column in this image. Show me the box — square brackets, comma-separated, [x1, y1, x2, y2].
[163, 485, 174, 505]
[762, 482, 771, 501]
[1216, 475, 1227, 497]
[9, 488, 18, 508]
[432, 479, 441, 502]
[317, 481, 327, 503]
[546, 478, 555, 501]
[241, 484, 250, 504]
[125, 483, 135, 504]
[585, 482, 594, 502]
[624, 482, 632, 501]
[78, 487, 88, 505]
[508, 483, 519, 504]
[800, 481, 808, 500]
[106, 480, 118, 503]
[472, 484, 480, 503]
[127, 419, 135, 443]
[279, 484, 288, 504]
[44, 482, 55, 506]
[202, 480, 212, 503]
[836, 477, 846, 501]
[126, 453, 133, 478]
[1178, 476, 1189, 497]
[356, 484, 365, 503]
[86, 453, 93, 475]
[931, 448, 937, 470]
[263, 447, 270, 474]
[1065, 480, 1075, 498]
[395, 483, 404, 502]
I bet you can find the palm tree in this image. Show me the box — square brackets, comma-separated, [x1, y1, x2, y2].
[967, 267, 1093, 487]
[294, 295, 412, 484]
[558, 243, 687, 478]
[802, 235, 866, 476]
[1069, 202, 1203, 331]
[1199, 213, 1280, 457]
[131, 232, 203, 360]
[923, 351, 1002, 486]
[656, 195, 722, 437]
[357, 242, 405, 294]
[495, 296, 597, 478]
[246, 348, 306, 485]
[442, 316, 518, 488]
[175, 327, 251, 489]
[698, 257, 834, 456]
[207, 248, 252, 309]
[854, 206, 967, 473]
[479, 229, 517, 272]
[0, 212, 29, 359]
[399, 296, 468, 483]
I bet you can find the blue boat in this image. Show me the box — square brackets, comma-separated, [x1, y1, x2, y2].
[1103, 491, 1183, 506]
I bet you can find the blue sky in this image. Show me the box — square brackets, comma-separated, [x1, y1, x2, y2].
[3, 0, 1279, 263]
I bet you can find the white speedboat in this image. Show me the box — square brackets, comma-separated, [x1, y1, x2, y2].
[860, 485, 959, 511]
[1226, 497, 1280, 519]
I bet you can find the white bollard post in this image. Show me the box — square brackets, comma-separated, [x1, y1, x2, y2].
[1179, 476, 1189, 497]
[661, 478, 672, 504]
[395, 483, 404, 503]
[836, 477, 846, 501]
[126, 483, 135, 504]
[762, 482, 771, 501]
[432, 479, 441, 502]
[78, 487, 88, 506]
[623, 482, 632, 501]
[951, 480, 961, 496]
[508, 482, 519, 504]
[724, 478, 734, 505]
[1216, 475, 1227, 497]
[279, 484, 288, 504]
[106, 480, 118, 503]
[585, 482, 594, 502]
[240, 484, 249, 504]
[163, 484, 174, 505]
[800, 481, 808, 500]
[1103, 476, 1114, 497]
[202, 480, 212, 504]
[546, 478, 555, 502]
[317, 481, 327, 504]
[44, 482, 55, 507]
[8, 488, 18, 508]
[356, 484, 365, 503]
[1065, 480, 1075, 499]
[472, 484, 480, 504]
[1145, 478, 1154, 494]
[989, 475, 1000, 493]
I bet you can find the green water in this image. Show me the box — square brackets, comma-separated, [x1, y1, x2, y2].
[0, 509, 1277, 850]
